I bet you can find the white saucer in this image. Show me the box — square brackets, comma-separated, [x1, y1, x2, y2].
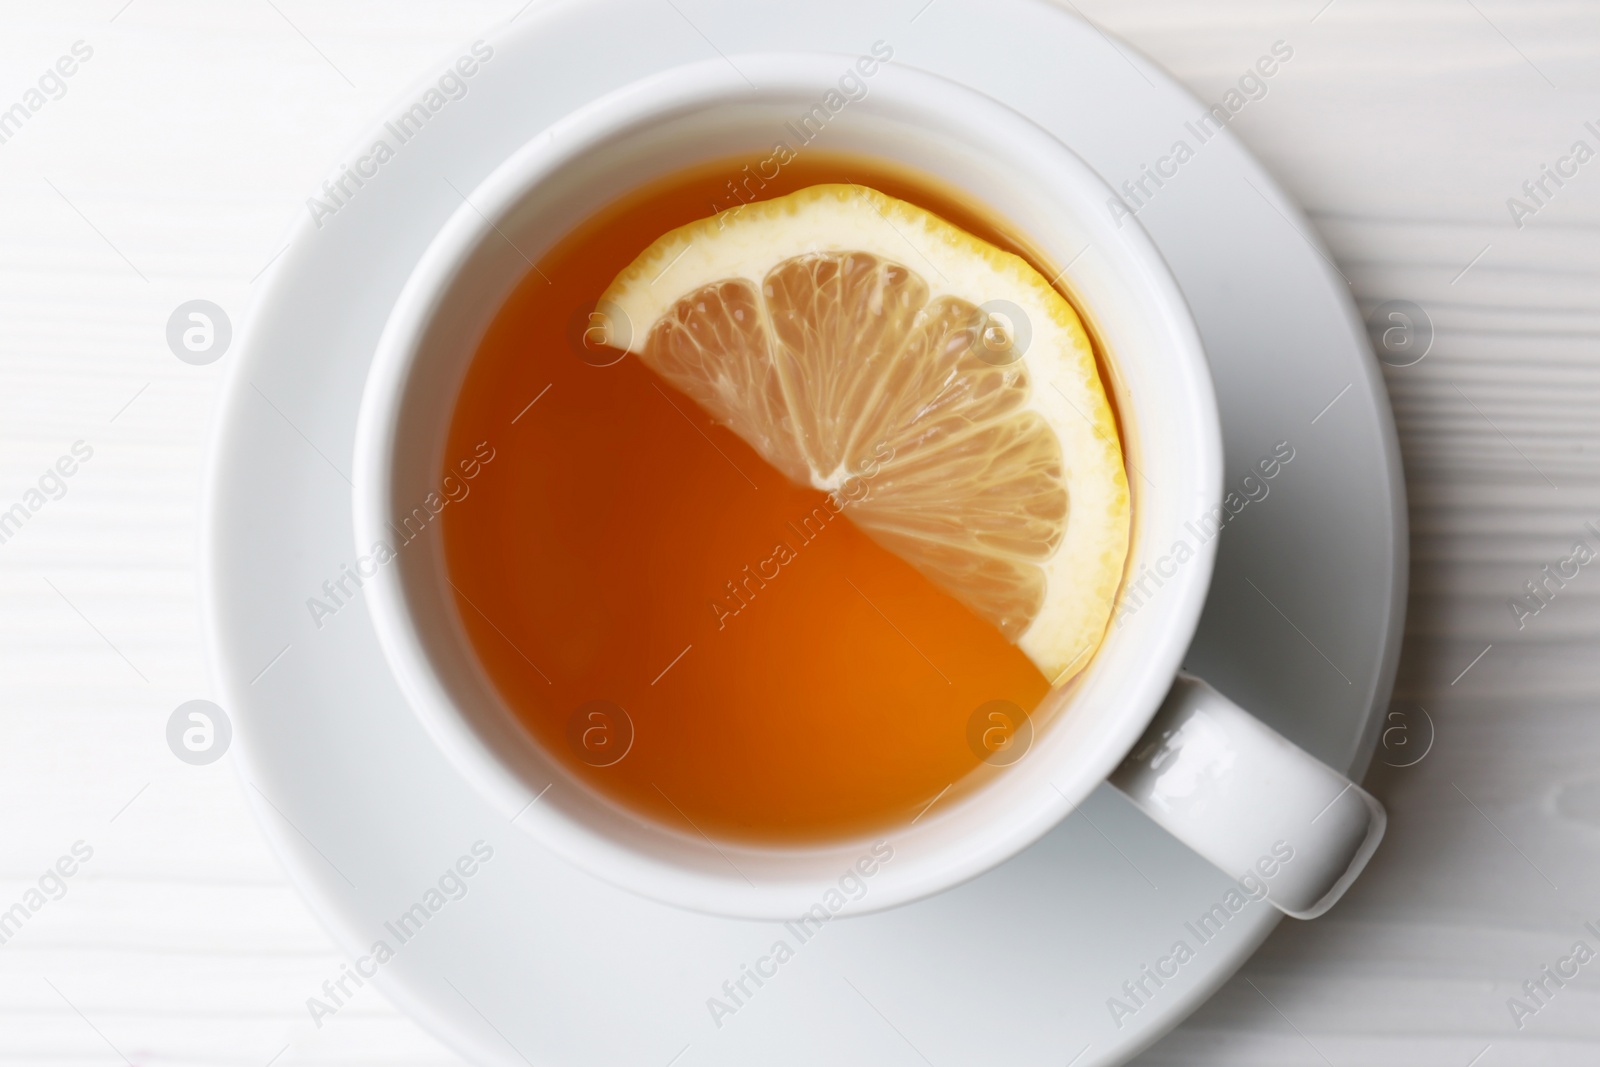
[204, 2, 1406, 1064]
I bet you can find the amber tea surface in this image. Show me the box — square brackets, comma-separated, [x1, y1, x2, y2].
[440, 154, 1058, 844]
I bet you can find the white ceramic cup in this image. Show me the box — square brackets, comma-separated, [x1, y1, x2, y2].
[352, 53, 1384, 922]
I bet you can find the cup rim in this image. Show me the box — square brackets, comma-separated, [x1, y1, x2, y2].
[353, 51, 1223, 919]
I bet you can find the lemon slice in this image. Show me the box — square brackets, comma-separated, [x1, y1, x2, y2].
[600, 184, 1129, 683]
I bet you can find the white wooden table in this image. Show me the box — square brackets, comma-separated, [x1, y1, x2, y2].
[2, 2, 1596, 1064]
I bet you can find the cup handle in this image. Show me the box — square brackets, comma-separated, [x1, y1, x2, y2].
[1107, 673, 1386, 919]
